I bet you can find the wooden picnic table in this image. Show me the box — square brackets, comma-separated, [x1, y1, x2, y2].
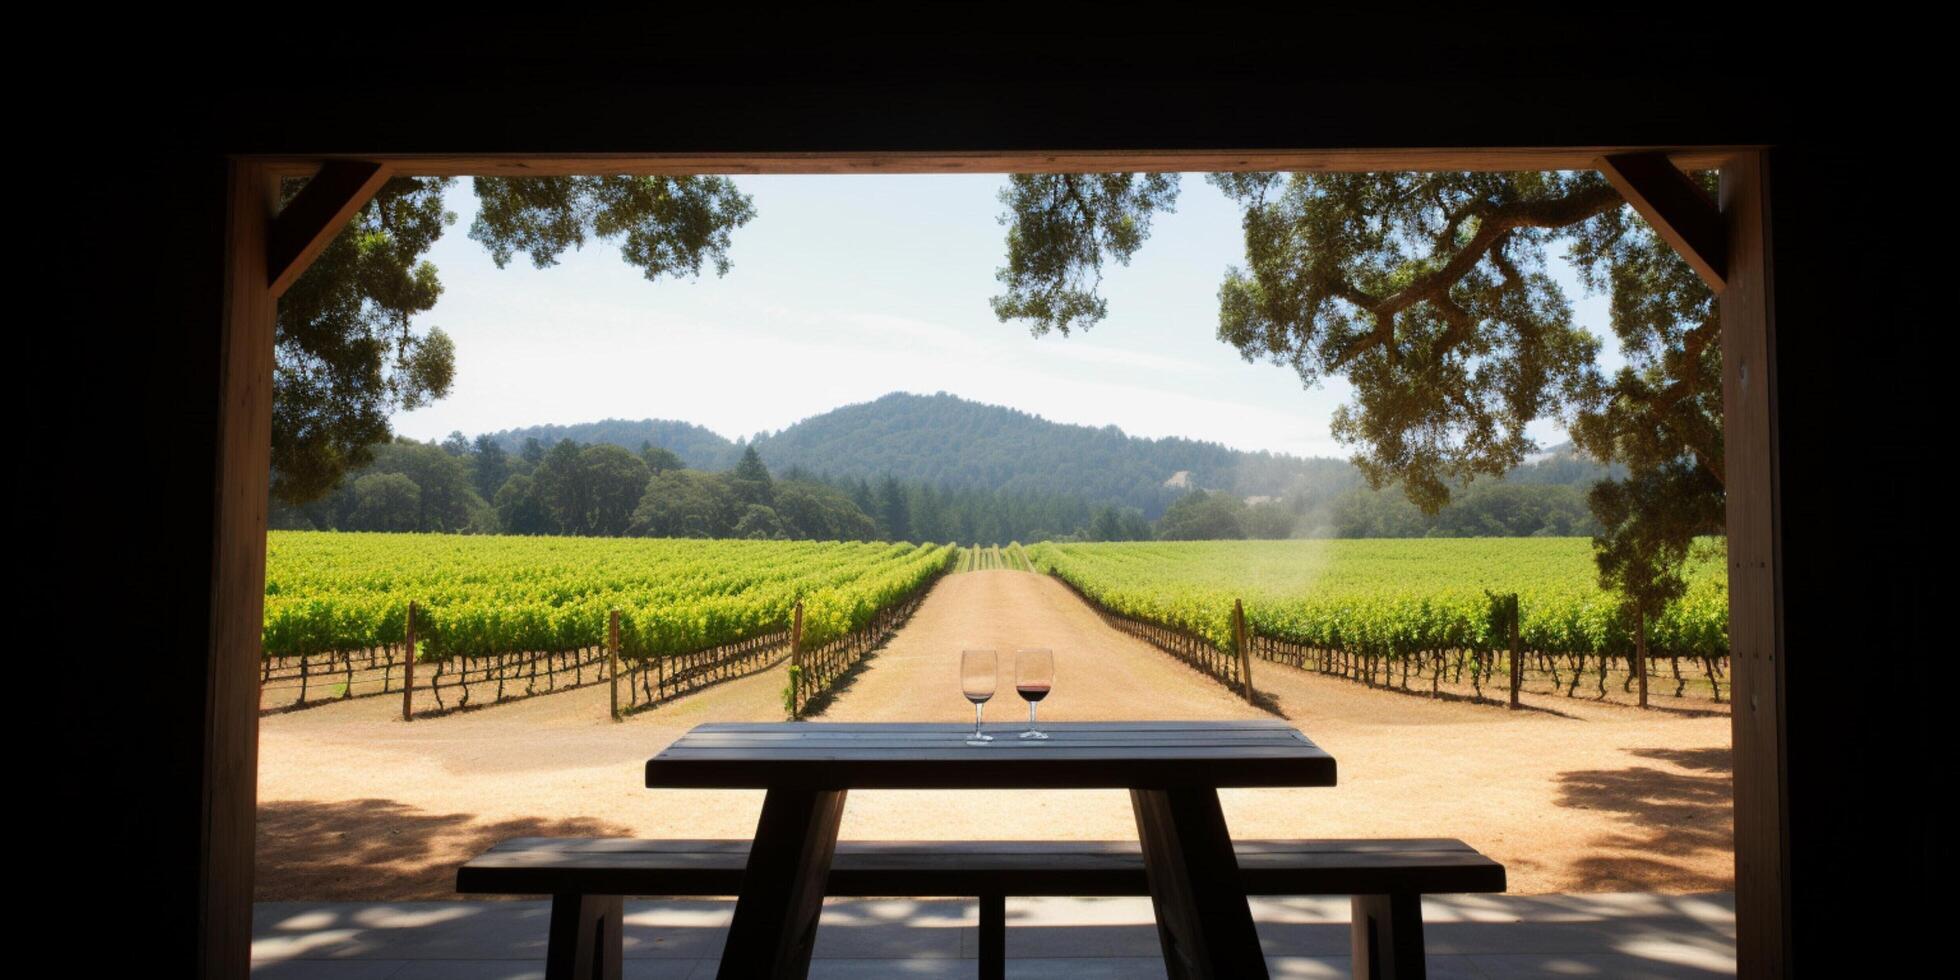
[645, 720, 1338, 979]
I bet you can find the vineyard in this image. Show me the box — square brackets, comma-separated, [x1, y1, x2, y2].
[958, 542, 1034, 572]
[261, 532, 956, 717]
[1029, 539, 1730, 709]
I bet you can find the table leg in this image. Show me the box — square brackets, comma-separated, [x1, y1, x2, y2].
[545, 893, 621, 980]
[714, 787, 848, 979]
[1351, 893, 1425, 980]
[1130, 787, 1270, 980]
[978, 892, 1006, 980]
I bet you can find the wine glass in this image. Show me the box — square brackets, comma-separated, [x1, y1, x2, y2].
[961, 649, 997, 744]
[1015, 648, 1053, 740]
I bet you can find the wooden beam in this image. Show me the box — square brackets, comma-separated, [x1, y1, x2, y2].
[257, 146, 1750, 180]
[1599, 151, 1728, 291]
[265, 160, 390, 297]
[205, 160, 276, 979]
[1719, 152, 1788, 978]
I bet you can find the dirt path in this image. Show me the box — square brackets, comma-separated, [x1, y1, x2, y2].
[258, 570, 1732, 900]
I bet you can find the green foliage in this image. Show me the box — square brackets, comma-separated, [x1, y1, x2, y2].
[1156, 490, 1246, 540]
[750, 392, 1358, 516]
[1209, 171, 1616, 510]
[782, 664, 803, 719]
[990, 173, 1181, 336]
[631, 469, 735, 537]
[348, 473, 420, 532]
[273, 175, 756, 506]
[470, 175, 755, 281]
[1031, 539, 1727, 661]
[273, 177, 456, 504]
[729, 446, 775, 508]
[262, 532, 955, 662]
[992, 170, 1722, 623]
[494, 473, 552, 535]
[640, 444, 685, 473]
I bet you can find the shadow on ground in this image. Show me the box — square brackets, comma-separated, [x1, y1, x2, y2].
[257, 798, 637, 902]
[1555, 745, 1733, 892]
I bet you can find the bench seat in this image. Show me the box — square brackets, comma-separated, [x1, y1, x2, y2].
[458, 837, 1505, 979]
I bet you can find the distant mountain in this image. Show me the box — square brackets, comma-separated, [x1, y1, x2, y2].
[482, 418, 736, 470]
[745, 392, 1357, 516]
[472, 392, 1610, 519]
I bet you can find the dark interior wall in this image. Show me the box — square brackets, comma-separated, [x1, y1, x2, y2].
[41, 150, 231, 969]
[38, 20, 1926, 976]
[1766, 149, 1934, 970]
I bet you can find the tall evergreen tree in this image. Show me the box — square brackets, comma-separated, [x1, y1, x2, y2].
[877, 475, 911, 541]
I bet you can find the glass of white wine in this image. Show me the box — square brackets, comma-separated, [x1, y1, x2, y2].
[961, 649, 997, 744]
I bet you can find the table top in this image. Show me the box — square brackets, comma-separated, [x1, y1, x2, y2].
[644, 720, 1337, 790]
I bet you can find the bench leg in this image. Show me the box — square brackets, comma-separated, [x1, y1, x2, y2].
[1350, 893, 1424, 980]
[1130, 787, 1270, 979]
[715, 787, 848, 979]
[545, 893, 622, 980]
[978, 893, 1005, 980]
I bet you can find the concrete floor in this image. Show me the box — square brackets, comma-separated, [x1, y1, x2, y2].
[251, 892, 1736, 978]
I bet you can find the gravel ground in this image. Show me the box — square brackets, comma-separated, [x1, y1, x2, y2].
[257, 570, 1733, 900]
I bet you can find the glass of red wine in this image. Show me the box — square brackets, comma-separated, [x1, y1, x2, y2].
[1015, 648, 1053, 740]
[961, 649, 997, 744]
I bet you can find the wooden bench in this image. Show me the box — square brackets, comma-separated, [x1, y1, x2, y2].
[458, 837, 1505, 979]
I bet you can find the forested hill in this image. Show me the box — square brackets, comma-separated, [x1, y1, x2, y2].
[482, 418, 734, 470]
[481, 392, 1359, 517]
[749, 393, 1355, 515]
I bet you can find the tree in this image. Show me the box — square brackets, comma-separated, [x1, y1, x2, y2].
[995, 170, 1723, 603]
[729, 445, 775, 507]
[990, 173, 1180, 335]
[774, 481, 878, 541]
[732, 504, 785, 540]
[1090, 505, 1124, 542]
[364, 438, 483, 532]
[532, 440, 586, 534]
[578, 444, 652, 536]
[631, 470, 731, 538]
[348, 473, 421, 532]
[272, 174, 755, 505]
[471, 435, 511, 501]
[1242, 500, 1297, 539]
[493, 473, 552, 535]
[640, 443, 684, 474]
[876, 475, 910, 541]
[1156, 489, 1246, 540]
[271, 178, 453, 504]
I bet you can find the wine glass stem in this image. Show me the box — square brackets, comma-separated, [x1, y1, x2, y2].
[1028, 702, 1038, 730]
[975, 702, 985, 738]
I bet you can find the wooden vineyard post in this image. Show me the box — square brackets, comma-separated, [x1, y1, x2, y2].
[1635, 608, 1649, 709]
[1507, 594, 1522, 711]
[1232, 599, 1255, 703]
[608, 609, 621, 722]
[401, 601, 417, 722]
[789, 601, 805, 719]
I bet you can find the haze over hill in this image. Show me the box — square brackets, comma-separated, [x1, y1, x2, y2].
[485, 392, 1368, 516]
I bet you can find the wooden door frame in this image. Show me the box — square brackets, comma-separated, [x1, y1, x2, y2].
[210, 147, 1783, 976]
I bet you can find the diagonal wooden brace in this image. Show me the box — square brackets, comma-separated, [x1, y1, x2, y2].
[1598, 152, 1727, 293]
[267, 160, 391, 297]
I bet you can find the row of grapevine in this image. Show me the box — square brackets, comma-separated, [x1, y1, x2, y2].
[958, 543, 1034, 572]
[262, 532, 957, 715]
[1029, 539, 1731, 706]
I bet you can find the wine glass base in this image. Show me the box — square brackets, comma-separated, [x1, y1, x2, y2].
[1019, 730, 1048, 739]
[966, 738, 994, 745]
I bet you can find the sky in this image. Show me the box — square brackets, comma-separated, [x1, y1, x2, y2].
[393, 174, 1619, 460]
